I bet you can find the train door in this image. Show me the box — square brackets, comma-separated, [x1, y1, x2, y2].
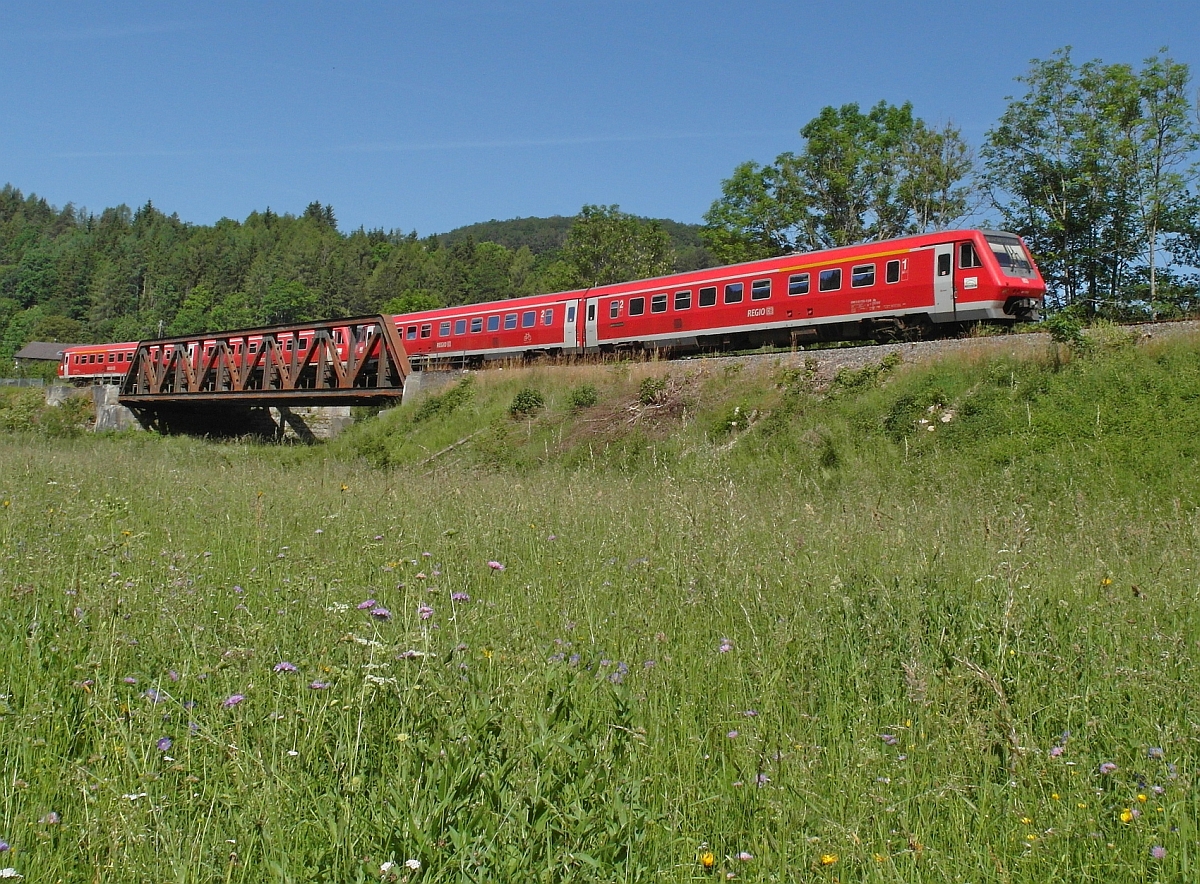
[563, 300, 579, 352]
[585, 297, 599, 349]
[933, 243, 955, 319]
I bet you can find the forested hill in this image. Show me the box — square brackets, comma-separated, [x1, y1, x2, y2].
[440, 216, 713, 270]
[0, 188, 711, 369]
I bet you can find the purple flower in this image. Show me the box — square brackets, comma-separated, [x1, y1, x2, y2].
[737, 852, 753, 862]
[309, 681, 331, 690]
[273, 661, 298, 673]
[233, 585, 243, 594]
[742, 709, 758, 717]
[755, 773, 770, 787]
[487, 561, 505, 571]
[1099, 762, 1118, 775]
[880, 733, 899, 746]
[422, 551, 432, 558]
[123, 677, 138, 685]
[167, 670, 180, 682]
[370, 606, 392, 620]
[1049, 745, 1064, 757]
[156, 737, 172, 752]
[1148, 747, 1164, 759]
[0, 839, 9, 851]
[144, 688, 165, 704]
[451, 592, 470, 602]
[718, 639, 733, 653]
[644, 660, 656, 668]
[1151, 846, 1167, 859]
[222, 693, 246, 708]
[357, 599, 376, 610]
[374, 535, 383, 541]
[727, 730, 739, 739]
[417, 605, 433, 620]
[39, 812, 60, 825]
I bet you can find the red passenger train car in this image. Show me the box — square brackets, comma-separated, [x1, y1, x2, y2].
[59, 229, 1044, 381]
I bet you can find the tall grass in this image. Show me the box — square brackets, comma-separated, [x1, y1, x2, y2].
[0, 334, 1197, 881]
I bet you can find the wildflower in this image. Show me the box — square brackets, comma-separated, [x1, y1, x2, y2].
[0, 843, 7, 852]
[123, 677, 137, 685]
[417, 605, 433, 620]
[880, 733, 898, 745]
[309, 681, 331, 690]
[39, 812, 60, 825]
[1148, 747, 1164, 759]
[144, 688, 165, 703]
[1119, 808, 1134, 823]
[415, 572, 426, 580]
[487, 560, 505, 571]
[273, 661, 298, 673]
[156, 737, 172, 752]
[1099, 762, 1118, 775]
[755, 773, 770, 787]
[1137, 793, 1147, 803]
[167, 670, 180, 682]
[742, 709, 758, 717]
[1100, 576, 1113, 586]
[314, 528, 323, 535]
[737, 852, 753, 862]
[1020, 816, 1033, 825]
[222, 694, 246, 708]
[1049, 745, 1064, 757]
[1151, 846, 1166, 859]
[380, 861, 395, 876]
[404, 859, 421, 871]
[370, 607, 392, 620]
[727, 730, 739, 739]
[357, 599, 376, 610]
[699, 850, 715, 871]
[718, 638, 733, 653]
[644, 660, 656, 668]
[0, 869, 23, 879]
[819, 853, 838, 866]
[451, 592, 470, 602]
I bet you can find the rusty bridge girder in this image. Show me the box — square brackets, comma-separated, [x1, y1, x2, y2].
[118, 315, 411, 410]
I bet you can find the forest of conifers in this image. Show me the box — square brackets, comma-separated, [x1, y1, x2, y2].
[3, 48, 1199, 372]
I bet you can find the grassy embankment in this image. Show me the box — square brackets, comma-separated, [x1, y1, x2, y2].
[1, 328, 1198, 882]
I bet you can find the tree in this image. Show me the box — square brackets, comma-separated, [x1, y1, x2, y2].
[983, 48, 1200, 311]
[262, 279, 320, 325]
[561, 205, 674, 287]
[702, 102, 975, 264]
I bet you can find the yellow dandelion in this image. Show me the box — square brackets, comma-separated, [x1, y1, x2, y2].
[1137, 794, 1147, 803]
[1020, 817, 1033, 825]
[1119, 808, 1134, 823]
[340, 484, 348, 492]
[1077, 803, 1088, 809]
[1026, 834, 1038, 842]
[1051, 793, 1060, 800]
[482, 648, 494, 659]
[1100, 576, 1113, 586]
[699, 850, 715, 871]
[873, 853, 887, 863]
[819, 854, 838, 866]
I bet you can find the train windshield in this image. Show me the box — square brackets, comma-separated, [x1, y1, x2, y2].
[985, 235, 1034, 277]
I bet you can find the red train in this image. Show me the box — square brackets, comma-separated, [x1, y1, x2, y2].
[59, 228, 1044, 381]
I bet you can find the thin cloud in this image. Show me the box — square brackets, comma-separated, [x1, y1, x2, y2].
[7, 21, 196, 42]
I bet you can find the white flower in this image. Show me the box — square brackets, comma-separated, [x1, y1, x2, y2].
[380, 860, 396, 874]
[0, 870, 23, 880]
[404, 858, 421, 870]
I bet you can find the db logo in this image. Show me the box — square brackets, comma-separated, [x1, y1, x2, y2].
[523, 333, 532, 343]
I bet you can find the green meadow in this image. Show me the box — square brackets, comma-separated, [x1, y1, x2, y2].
[1, 330, 1198, 882]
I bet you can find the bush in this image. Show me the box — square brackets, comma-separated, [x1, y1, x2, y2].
[638, 376, 667, 405]
[566, 384, 599, 411]
[509, 388, 545, 418]
[413, 376, 475, 423]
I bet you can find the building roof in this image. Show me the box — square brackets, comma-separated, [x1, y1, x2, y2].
[14, 341, 75, 361]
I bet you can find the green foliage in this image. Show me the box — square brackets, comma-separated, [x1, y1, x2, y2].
[561, 205, 675, 288]
[702, 102, 974, 262]
[636, 376, 666, 406]
[1043, 313, 1091, 356]
[565, 383, 599, 411]
[508, 387, 545, 418]
[413, 376, 475, 423]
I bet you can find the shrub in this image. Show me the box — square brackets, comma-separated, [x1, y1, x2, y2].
[509, 388, 545, 418]
[566, 384, 599, 411]
[638, 376, 667, 405]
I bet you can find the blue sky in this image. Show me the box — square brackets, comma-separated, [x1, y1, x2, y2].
[2, 1, 1198, 235]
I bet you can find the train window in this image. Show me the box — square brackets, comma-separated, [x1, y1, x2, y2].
[109, 353, 115, 363]
[406, 326, 417, 340]
[724, 283, 744, 304]
[818, 269, 842, 291]
[470, 318, 483, 333]
[439, 321, 451, 336]
[675, 290, 691, 310]
[567, 306, 576, 322]
[789, 273, 810, 295]
[851, 264, 876, 287]
[285, 339, 293, 350]
[487, 315, 500, 332]
[454, 319, 466, 335]
[651, 294, 668, 313]
[587, 303, 596, 321]
[542, 308, 553, 325]
[610, 300, 622, 319]
[886, 260, 901, 283]
[937, 253, 952, 276]
[420, 324, 432, 339]
[751, 279, 772, 300]
[248, 342, 257, 353]
[522, 311, 536, 327]
[960, 242, 982, 269]
[699, 286, 717, 307]
[504, 313, 517, 329]
[629, 297, 645, 316]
